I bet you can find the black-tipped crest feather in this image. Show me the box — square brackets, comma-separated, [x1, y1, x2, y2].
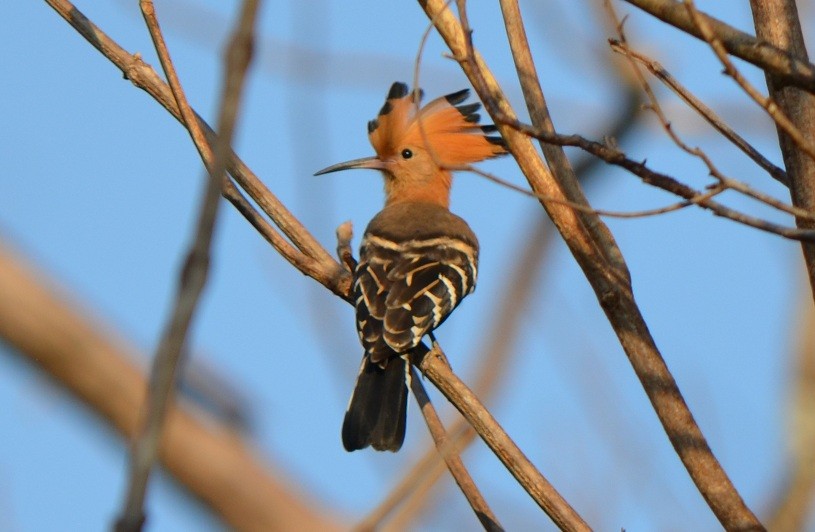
[455, 102, 481, 117]
[444, 88, 470, 105]
[387, 82, 409, 99]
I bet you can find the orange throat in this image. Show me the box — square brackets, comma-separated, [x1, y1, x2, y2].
[383, 170, 452, 209]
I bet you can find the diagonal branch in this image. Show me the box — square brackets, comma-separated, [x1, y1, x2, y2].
[44, 0, 351, 301]
[608, 39, 790, 187]
[498, 118, 815, 242]
[622, 0, 815, 93]
[418, 0, 764, 529]
[408, 368, 503, 531]
[683, 0, 815, 163]
[491, 0, 629, 279]
[412, 345, 590, 531]
[604, 7, 813, 223]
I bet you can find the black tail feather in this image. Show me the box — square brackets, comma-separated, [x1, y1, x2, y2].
[342, 355, 408, 452]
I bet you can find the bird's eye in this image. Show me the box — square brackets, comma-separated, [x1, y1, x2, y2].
[401, 148, 413, 159]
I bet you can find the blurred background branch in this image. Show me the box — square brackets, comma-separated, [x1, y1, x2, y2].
[0, 239, 339, 531]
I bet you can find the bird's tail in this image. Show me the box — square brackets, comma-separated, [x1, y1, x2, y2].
[342, 354, 409, 452]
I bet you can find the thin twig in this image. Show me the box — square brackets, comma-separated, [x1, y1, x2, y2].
[499, 116, 815, 242]
[683, 0, 815, 163]
[463, 164, 725, 219]
[116, 1, 261, 530]
[43, 0, 350, 301]
[604, 4, 815, 224]
[621, 0, 815, 93]
[409, 368, 503, 531]
[608, 39, 790, 187]
[412, 345, 591, 531]
[138, 0, 211, 169]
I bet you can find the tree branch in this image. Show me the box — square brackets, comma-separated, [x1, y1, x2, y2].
[408, 369, 503, 531]
[44, 0, 351, 301]
[418, 0, 764, 528]
[622, 0, 815, 93]
[683, 0, 815, 162]
[608, 39, 789, 187]
[413, 346, 590, 531]
[749, 0, 815, 306]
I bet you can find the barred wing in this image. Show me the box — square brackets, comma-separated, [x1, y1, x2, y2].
[354, 234, 477, 363]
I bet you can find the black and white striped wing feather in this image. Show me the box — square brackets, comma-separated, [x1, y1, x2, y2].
[354, 235, 477, 363]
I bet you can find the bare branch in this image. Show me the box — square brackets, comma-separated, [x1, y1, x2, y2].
[683, 0, 815, 163]
[622, 0, 815, 93]
[418, 0, 764, 528]
[608, 39, 790, 187]
[43, 0, 351, 301]
[605, 7, 815, 224]
[500, 116, 815, 242]
[412, 346, 590, 531]
[408, 369, 503, 531]
[463, 164, 725, 219]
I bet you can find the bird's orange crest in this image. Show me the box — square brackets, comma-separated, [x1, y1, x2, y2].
[367, 82, 507, 168]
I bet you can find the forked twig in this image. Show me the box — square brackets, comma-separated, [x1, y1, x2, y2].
[621, 0, 815, 92]
[608, 39, 789, 187]
[683, 0, 815, 163]
[497, 116, 815, 242]
[413, 345, 590, 531]
[407, 368, 503, 531]
[44, 0, 351, 302]
[604, 5, 815, 223]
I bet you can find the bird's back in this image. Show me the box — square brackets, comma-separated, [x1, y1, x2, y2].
[354, 201, 479, 364]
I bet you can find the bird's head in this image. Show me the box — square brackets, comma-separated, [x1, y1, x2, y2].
[315, 82, 507, 207]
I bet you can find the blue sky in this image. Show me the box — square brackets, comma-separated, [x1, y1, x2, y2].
[1, 1, 810, 530]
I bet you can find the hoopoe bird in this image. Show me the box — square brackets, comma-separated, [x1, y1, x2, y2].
[315, 82, 507, 451]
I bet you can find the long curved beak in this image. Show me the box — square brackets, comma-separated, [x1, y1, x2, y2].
[314, 156, 385, 176]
